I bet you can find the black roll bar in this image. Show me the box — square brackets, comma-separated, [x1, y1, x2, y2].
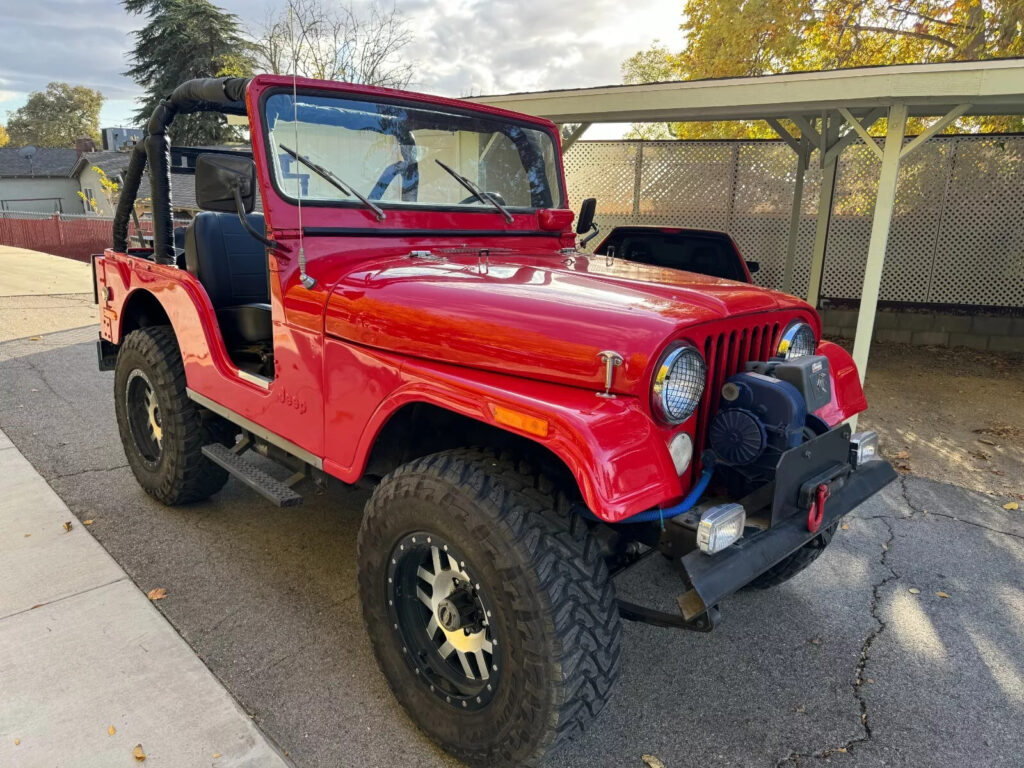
[111, 77, 251, 264]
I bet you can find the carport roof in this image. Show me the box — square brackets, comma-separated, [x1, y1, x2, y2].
[470, 59, 1024, 123]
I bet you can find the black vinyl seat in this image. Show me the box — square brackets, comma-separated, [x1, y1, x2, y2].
[184, 212, 271, 346]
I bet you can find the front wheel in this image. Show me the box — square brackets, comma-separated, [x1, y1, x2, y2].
[357, 449, 621, 767]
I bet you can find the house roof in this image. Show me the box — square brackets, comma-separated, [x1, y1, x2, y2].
[72, 150, 135, 180]
[0, 147, 80, 178]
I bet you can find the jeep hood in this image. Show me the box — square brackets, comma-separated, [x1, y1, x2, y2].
[324, 250, 813, 395]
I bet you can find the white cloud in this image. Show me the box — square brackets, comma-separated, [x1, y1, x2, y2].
[0, 0, 683, 130]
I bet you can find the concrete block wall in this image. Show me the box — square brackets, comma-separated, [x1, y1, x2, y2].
[821, 308, 1024, 353]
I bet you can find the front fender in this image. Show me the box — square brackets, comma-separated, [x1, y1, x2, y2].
[815, 340, 868, 426]
[329, 356, 682, 523]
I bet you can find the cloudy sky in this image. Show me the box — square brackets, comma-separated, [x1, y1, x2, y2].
[0, 0, 682, 140]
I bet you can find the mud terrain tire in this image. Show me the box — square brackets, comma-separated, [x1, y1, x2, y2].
[114, 326, 229, 505]
[357, 448, 621, 767]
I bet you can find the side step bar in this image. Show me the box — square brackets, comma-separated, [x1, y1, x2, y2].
[201, 443, 303, 508]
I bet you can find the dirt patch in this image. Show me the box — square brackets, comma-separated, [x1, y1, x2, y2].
[852, 341, 1024, 503]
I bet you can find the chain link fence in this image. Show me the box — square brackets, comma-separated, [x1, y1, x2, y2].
[565, 135, 1024, 309]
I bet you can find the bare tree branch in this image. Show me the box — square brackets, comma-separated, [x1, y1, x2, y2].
[249, 0, 413, 88]
[846, 23, 958, 48]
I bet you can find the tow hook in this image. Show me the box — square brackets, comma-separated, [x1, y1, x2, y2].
[807, 483, 830, 533]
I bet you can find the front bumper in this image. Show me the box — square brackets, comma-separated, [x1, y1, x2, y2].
[677, 457, 896, 621]
[621, 426, 897, 630]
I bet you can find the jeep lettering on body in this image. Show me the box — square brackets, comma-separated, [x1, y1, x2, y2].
[92, 75, 896, 767]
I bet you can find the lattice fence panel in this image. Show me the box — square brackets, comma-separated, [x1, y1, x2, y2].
[564, 136, 1024, 308]
[930, 137, 1024, 306]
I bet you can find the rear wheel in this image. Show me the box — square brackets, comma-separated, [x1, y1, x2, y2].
[114, 326, 230, 505]
[357, 449, 621, 767]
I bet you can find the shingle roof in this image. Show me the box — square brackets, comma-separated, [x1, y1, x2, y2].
[0, 147, 80, 178]
[73, 150, 135, 179]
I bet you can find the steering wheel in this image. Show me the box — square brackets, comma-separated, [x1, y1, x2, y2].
[370, 159, 419, 201]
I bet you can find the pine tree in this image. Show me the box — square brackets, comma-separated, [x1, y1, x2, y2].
[124, 0, 252, 146]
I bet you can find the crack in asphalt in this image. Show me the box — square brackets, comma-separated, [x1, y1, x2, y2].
[52, 463, 129, 480]
[898, 474, 1023, 541]
[21, 356, 72, 406]
[774, 510, 901, 766]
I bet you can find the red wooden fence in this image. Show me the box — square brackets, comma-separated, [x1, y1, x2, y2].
[0, 213, 188, 262]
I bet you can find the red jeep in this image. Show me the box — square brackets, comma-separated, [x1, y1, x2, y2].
[93, 76, 895, 767]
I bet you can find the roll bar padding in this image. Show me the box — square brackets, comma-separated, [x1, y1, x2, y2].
[113, 77, 251, 257]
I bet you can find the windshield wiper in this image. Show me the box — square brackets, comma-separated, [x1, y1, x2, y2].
[434, 159, 514, 223]
[278, 143, 385, 222]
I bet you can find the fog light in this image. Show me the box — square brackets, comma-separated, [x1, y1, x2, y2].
[668, 432, 693, 475]
[850, 431, 879, 468]
[697, 503, 746, 554]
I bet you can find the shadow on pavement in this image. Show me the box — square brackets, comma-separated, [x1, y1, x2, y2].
[1, 330, 1021, 768]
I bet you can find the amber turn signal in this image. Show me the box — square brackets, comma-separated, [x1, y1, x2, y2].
[491, 405, 549, 437]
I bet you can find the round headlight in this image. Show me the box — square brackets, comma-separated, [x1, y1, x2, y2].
[652, 345, 706, 424]
[778, 322, 816, 360]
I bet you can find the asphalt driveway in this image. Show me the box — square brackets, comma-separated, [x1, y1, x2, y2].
[1, 325, 1022, 767]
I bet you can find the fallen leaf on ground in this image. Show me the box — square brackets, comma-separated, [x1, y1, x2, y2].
[795, 704, 807, 713]
[641, 755, 665, 768]
[212, 754, 222, 759]
[14, 738, 20, 746]
[62, 521, 72, 532]
[84, 519, 94, 525]
[867, 678, 875, 684]
[937, 591, 951, 598]
[133, 743, 146, 761]
[29, 336, 41, 341]
[909, 588, 921, 594]
[894, 450, 910, 460]
[24, 533, 30, 538]
[147, 587, 167, 601]
[837, 747, 848, 753]
[1003, 502, 1019, 510]
[841, 523, 849, 530]
[108, 725, 116, 736]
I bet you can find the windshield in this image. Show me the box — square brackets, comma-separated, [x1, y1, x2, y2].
[263, 92, 564, 212]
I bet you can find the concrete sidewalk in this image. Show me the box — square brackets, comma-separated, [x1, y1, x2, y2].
[0, 245, 96, 341]
[0, 428, 291, 768]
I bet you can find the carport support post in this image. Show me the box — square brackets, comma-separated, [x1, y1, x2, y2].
[806, 150, 837, 308]
[783, 144, 808, 293]
[849, 103, 908, 429]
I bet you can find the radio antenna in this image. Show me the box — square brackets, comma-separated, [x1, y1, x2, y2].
[290, 6, 315, 289]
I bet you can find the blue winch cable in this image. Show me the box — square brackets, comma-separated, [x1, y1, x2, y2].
[576, 461, 715, 525]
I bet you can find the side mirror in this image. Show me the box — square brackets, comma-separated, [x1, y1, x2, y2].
[746, 260, 760, 274]
[195, 153, 256, 213]
[576, 197, 597, 234]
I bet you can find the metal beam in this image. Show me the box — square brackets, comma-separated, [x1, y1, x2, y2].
[825, 107, 885, 163]
[560, 122, 591, 153]
[782, 139, 810, 293]
[849, 102, 909, 429]
[806, 149, 838, 308]
[900, 103, 971, 160]
[766, 118, 802, 155]
[838, 107, 883, 159]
